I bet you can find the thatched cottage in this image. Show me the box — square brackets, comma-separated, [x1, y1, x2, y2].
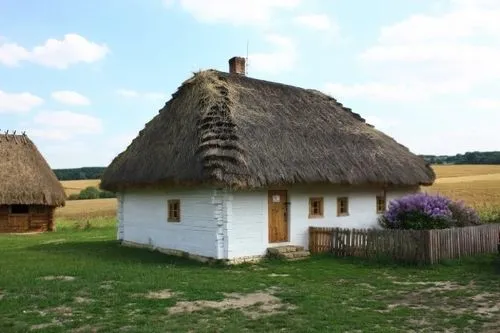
[0, 133, 66, 233]
[100, 57, 435, 262]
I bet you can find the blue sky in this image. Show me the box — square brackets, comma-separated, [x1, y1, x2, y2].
[1, 0, 499, 168]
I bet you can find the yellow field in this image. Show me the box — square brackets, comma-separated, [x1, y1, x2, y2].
[55, 198, 117, 219]
[426, 165, 500, 207]
[61, 179, 101, 196]
[431, 165, 500, 179]
[56, 179, 114, 219]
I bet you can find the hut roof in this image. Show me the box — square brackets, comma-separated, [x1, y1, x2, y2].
[100, 69, 435, 191]
[0, 134, 66, 206]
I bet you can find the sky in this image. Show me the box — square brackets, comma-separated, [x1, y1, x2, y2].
[1, 0, 499, 168]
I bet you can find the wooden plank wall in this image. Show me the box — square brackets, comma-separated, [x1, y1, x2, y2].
[0, 205, 52, 233]
[309, 224, 500, 264]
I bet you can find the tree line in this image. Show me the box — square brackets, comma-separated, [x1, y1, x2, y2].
[53, 167, 106, 180]
[420, 151, 500, 165]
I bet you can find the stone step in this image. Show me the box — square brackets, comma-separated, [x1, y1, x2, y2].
[282, 251, 310, 259]
[267, 245, 304, 256]
[287, 256, 311, 261]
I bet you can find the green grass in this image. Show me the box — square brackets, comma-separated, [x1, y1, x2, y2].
[0, 218, 499, 333]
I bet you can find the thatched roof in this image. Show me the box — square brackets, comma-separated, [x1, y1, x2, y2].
[101, 70, 435, 191]
[0, 134, 66, 206]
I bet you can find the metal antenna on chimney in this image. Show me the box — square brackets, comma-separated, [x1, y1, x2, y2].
[246, 40, 249, 76]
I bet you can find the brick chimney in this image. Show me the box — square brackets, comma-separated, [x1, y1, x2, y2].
[228, 56, 246, 75]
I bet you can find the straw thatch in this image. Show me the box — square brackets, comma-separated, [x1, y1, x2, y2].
[101, 70, 435, 191]
[0, 134, 66, 206]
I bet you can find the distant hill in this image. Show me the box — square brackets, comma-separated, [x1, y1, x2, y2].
[420, 151, 500, 165]
[53, 167, 106, 181]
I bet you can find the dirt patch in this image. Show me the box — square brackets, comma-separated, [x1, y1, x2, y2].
[471, 293, 500, 317]
[392, 280, 474, 293]
[30, 321, 62, 331]
[40, 275, 75, 281]
[0, 290, 4, 300]
[142, 289, 177, 299]
[359, 283, 375, 289]
[383, 279, 500, 320]
[471, 292, 497, 302]
[168, 289, 295, 318]
[42, 239, 66, 244]
[99, 280, 116, 290]
[49, 306, 73, 317]
[74, 297, 94, 304]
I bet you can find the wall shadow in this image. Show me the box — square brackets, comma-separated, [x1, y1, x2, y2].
[28, 240, 212, 267]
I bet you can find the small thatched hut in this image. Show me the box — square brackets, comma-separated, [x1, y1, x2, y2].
[101, 57, 435, 262]
[0, 133, 65, 233]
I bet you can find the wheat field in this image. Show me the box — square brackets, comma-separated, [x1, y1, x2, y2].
[57, 179, 116, 219]
[56, 165, 500, 218]
[61, 179, 101, 195]
[425, 165, 500, 207]
[431, 165, 500, 179]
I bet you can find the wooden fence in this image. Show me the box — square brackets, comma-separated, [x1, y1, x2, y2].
[309, 224, 500, 264]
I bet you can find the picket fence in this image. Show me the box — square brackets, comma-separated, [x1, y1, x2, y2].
[309, 224, 500, 264]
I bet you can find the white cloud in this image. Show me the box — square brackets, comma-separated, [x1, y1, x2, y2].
[176, 0, 301, 25]
[468, 98, 500, 110]
[0, 34, 109, 69]
[248, 34, 297, 74]
[51, 90, 91, 106]
[29, 110, 102, 140]
[0, 90, 44, 113]
[115, 89, 167, 101]
[359, 1, 500, 90]
[294, 14, 337, 32]
[327, 1, 500, 102]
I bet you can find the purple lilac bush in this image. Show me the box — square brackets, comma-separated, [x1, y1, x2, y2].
[379, 193, 481, 230]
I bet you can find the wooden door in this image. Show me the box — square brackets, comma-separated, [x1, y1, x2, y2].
[268, 190, 288, 243]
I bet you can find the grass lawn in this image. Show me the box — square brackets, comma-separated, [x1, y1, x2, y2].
[1, 218, 499, 333]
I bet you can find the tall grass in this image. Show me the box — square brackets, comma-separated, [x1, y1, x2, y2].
[55, 216, 116, 232]
[476, 205, 500, 224]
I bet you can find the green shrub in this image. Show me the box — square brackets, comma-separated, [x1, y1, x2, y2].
[476, 205, 500, 224]
[99, 190, 116, 198]
[448, 201, 482, 226]
[78, 186, 101, 200]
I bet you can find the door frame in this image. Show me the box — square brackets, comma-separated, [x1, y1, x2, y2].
[267, 189, 289, 243]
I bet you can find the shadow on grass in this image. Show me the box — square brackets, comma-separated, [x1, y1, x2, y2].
[27, 240, 213, 267]
[309, 252, 500, 275]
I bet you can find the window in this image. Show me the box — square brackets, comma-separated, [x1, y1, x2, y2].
[10, 205, 29, 214]
[337, 197, 349, 216]
[309, 197, 324, 218]
[167, 200, 180, 222]
[376, 195, 386, 214]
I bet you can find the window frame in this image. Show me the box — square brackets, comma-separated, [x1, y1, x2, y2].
[337, 197, 349, 217]
[308, 197, 324, 218]
[167, 199, 181, 222]
[376, 195, 386, 214]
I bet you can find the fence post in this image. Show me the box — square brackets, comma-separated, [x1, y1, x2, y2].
[424, 229, 432, 264]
